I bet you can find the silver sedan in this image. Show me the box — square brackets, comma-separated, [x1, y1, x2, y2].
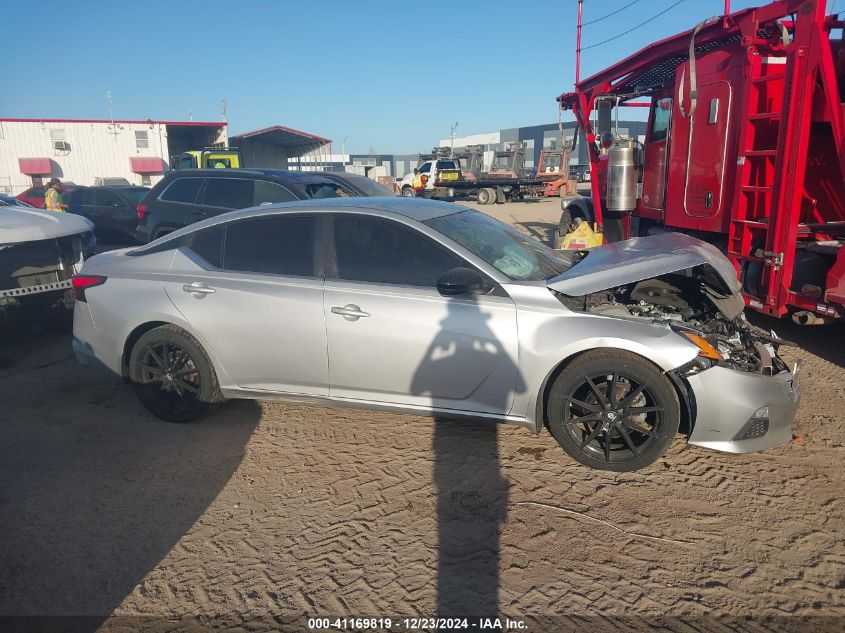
[72, 198, 800, 471]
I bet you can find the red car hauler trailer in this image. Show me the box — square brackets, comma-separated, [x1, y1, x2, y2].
[558, 0, 845, 322]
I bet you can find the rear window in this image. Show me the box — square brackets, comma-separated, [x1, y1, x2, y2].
[436, 161, 458, 171]
[223, 216, 316, 276]
[202, 177, 253, 209]
[187, 225, 224, 268]
[160, 178, 203, 203]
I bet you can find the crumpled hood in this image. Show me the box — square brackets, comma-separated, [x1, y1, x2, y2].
[0, 206, 94, 243]
[548, 232, 741, 297]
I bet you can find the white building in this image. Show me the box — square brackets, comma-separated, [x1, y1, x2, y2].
[0, 118, 228, 195]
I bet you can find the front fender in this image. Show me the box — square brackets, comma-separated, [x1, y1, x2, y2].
[513, 309, 699, 430]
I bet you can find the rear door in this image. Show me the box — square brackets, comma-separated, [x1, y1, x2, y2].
[95, 189, 134, 233]
[641, 97, 672, 214]
[163, 214, 328, 393]
[154, 177, 206, 234]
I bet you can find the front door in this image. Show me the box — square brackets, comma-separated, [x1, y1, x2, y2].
[163, 214, 329, 394]
[323, 214, 519, 415]
[641, 97, 672, 214]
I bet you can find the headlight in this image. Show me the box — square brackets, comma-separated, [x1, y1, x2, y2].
[678, 330, 723, 361]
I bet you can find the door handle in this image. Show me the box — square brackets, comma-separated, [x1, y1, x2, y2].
[191, 210, 208, 217]
[331, 304, 370, 321]
[183, 282, 215, 297]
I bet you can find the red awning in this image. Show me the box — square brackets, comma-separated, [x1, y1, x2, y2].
[129, 157, 165, 174]
[19, 157, 52, 175]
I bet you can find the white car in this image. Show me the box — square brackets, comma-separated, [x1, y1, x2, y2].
[1, 204, 95, 323]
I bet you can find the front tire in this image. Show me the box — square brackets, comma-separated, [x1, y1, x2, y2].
[129, 325, 222, 423]
[401, 186, 415, 197]
[547, 349, 680, 471]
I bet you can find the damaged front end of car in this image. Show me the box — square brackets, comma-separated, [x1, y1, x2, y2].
[548, 233, 801, 453]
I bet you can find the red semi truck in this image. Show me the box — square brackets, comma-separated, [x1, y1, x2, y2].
[558, 0, 845, 323]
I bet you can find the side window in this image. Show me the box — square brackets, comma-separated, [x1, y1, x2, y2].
[304, 183, 350, 199]
[95, 189, 122, 206]
[160, 178, 203, 203]
[254, 180, 297, 205]
[186, 225, 223, 268]
[223, 215, 315, 276]
[651, 98, 672, 142]
[202, 178, 253, 209]
[333, 215, 463, 287]
[418, 162, 432, 174]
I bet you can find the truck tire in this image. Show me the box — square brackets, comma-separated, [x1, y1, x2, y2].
[476, 188, 493, 205]
[401, 186, 415, 197]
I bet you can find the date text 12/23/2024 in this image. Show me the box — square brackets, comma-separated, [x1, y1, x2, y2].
[308, 617, 528, 630]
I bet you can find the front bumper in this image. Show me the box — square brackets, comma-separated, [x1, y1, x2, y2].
[685, 365, 800, 453]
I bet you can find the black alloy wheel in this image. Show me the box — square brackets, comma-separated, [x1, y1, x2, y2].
[548, 350, 680, 471]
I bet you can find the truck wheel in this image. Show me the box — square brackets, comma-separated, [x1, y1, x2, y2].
[476, 188, 493, 205]
[401, 186, 415, 197]
[546, 349, 680, 472]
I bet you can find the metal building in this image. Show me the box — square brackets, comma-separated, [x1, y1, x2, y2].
[0, 118, 228, 194]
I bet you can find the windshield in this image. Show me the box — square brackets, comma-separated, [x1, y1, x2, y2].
[425, 210, 572, 281]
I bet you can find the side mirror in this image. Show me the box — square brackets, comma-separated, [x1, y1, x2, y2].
[437, 267, 486, 297]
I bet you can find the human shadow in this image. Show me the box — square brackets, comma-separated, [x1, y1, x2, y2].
[410, 299, 524, 621]
[0, 326, 261, 626]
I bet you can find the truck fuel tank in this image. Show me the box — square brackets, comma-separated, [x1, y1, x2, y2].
[606, 140, 639, 212]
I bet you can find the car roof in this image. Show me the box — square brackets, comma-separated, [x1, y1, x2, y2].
[131, 197, 467, 253]
[168, 168, 342, 184]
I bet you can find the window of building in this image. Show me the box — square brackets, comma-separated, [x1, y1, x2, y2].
[333, 215, 463, 287]
[160, 177, 203, 203]
[50, 129, 68, 151]
[223, 216, 316, 276]
[254, 180, 296, 205]
[202, 177, 253, 209]
[135, 130, 149, 149]
[141, 174, 151, 186]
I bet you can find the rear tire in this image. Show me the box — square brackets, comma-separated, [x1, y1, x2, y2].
[401, 186, 415, 197]
[547, 349, 680, 471]
[129, 325, 222, 423]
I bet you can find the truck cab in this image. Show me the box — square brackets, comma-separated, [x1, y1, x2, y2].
[397, 151, 463, 198]
[171, 147, 243, 170]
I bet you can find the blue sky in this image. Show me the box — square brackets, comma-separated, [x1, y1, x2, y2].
[0, 0, 794, 153]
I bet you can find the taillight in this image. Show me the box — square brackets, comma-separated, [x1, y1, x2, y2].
[137, 203, 148, 222]
[72, 275, 107, 302]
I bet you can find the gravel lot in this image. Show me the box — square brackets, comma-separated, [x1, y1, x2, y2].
[1, 198, 843, 632]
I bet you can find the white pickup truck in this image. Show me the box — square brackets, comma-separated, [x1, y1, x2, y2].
[397, 158, 463, 198]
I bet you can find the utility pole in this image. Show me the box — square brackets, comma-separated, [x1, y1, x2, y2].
[450, 122, 459, 148]
[342, 136, 349, 167]
[221, 99, 228, 122]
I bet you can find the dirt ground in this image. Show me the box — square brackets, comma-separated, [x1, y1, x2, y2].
[1, 198, 843, 632]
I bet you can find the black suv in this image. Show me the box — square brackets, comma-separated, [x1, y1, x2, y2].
[135, 169, 369, 243]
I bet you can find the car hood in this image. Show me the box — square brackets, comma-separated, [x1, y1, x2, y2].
[0, 206, 94, 243]
[547, 232, 741, 297]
